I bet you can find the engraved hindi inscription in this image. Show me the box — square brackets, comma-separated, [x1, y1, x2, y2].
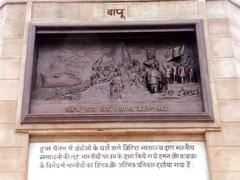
[105, 3, 127, 20]
[107, 8, 126, 19]
[28, 142, 210, 180]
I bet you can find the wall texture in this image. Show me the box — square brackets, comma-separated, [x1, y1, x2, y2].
[0, 0, 239, 180]
[206, 1, 240, 180]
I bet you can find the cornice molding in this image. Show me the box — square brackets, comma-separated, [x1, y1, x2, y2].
[0, 0, 239, 19]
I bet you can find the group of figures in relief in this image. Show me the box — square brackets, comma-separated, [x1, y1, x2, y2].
[33, 41, 201, 102]
[89, 44, 200, 99]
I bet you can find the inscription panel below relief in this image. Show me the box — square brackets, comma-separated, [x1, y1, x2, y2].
[28, 142, 210, 180]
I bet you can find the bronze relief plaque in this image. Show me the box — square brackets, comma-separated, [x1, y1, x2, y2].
[21, 21, 213, 123]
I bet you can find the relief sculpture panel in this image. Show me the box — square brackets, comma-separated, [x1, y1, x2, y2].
[21, 22, 213, 123]
[31, 33, 202, 114]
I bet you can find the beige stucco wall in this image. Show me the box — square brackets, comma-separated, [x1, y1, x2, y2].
[0, 0, 240, 179]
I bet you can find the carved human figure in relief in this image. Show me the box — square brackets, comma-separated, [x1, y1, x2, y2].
[161, 62, 172, 84]
[178, 65, 186, 84]
[172, 65, 177, 83]
[143, 49, 159, 69]
[110, 71, 124, 99]
[142, 49, 160, 93]
[148, 67, 160, 93]
[189, 67, 194, 83]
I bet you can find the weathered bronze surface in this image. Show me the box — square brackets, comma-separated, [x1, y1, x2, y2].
[21, 21, 213, 123]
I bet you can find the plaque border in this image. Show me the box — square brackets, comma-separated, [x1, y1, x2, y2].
[21, 20, 214, 124]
